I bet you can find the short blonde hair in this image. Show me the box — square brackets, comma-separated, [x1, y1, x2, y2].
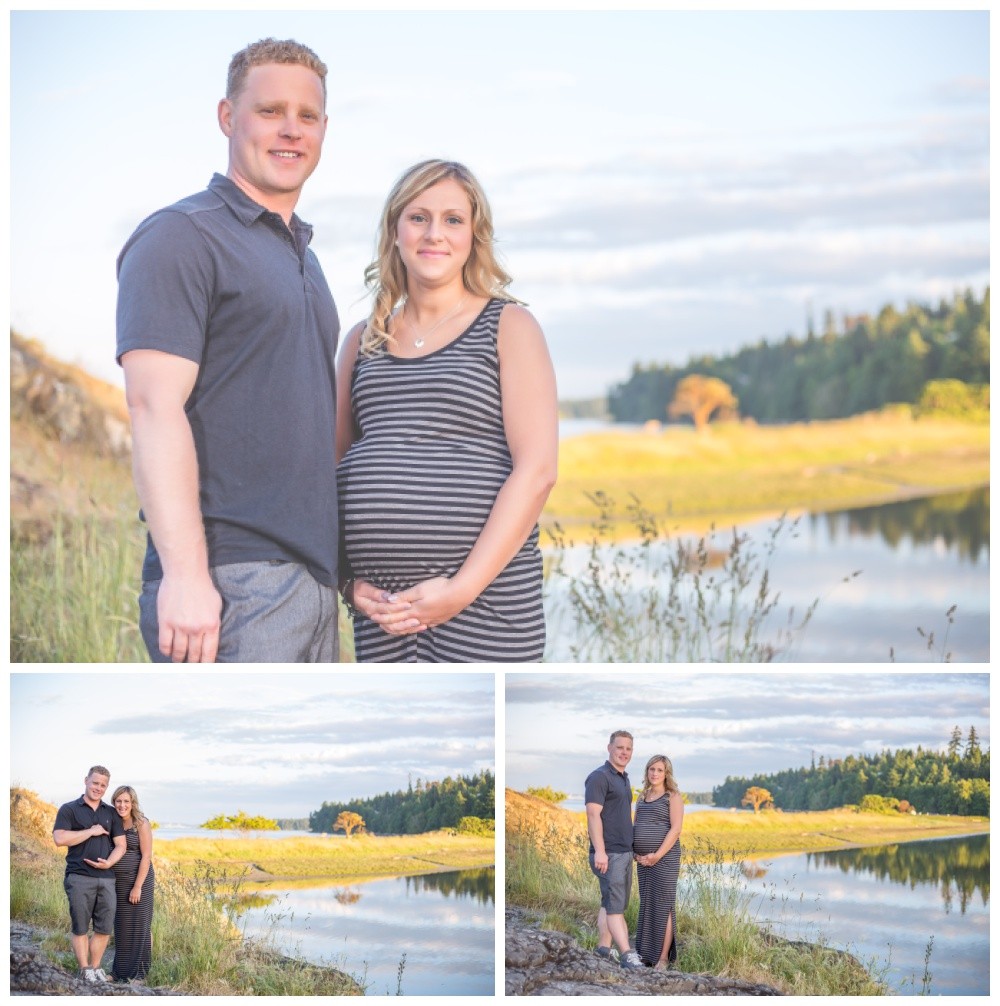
[226, 38, 327, 104]
[361, 159, 521, 355]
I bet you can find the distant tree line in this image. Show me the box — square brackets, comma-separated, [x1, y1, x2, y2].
[276, 818, 310, 831]
[713, 727, 989, 817]
[609, 289, 989, 424]
[310, 770, 495, 835]
[200, 810, 278, 831]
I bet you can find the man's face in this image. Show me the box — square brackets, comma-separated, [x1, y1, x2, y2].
[84, 772, 109, 802]
[219, 62, 328, 210]
[608, 735, 633, 772]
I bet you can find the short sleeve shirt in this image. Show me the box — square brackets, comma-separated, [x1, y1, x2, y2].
[584, 760, 634, 853]
[54, 796, 126, 877]
[115, 174, 340, 585]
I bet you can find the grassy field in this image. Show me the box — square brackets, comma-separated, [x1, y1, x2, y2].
[547, 413, 989, 534]
[155, 831, 496, 881]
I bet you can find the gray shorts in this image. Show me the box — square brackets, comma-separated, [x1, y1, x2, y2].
[589, 850, 634, 914]
[140, 560, 339, 663]
[64, 874, 116, 936]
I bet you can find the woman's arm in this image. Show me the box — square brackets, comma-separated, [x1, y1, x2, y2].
[636, 792, 685, 866]
[391, 305, 558, 626]
[130, 820, 154, 903]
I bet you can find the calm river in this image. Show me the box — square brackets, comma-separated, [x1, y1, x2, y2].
[543, 487, 988, 662]
[740, 834, 989, 995]
[237, 866, 494, 997]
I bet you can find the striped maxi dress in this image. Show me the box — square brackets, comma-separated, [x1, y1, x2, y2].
[633, 794, 680, 966]
[338, 298, 546, 662]
[111, 826, 154, 980]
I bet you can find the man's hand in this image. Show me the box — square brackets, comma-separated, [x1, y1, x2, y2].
[157, 571, 222, 662]
[83, 857, 112, 870]
[90, 824, 110, 838]
[593, 851, 609, 874]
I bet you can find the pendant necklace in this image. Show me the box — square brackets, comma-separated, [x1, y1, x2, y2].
[404, 297, 467, 348]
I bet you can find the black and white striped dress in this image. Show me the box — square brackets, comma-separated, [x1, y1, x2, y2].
[633, 794, 680, 966]
[111, 826, 154, 980]
[338, 298, 545, 662]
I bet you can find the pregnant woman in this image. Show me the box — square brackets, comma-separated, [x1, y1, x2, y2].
[633, 755, 684, 969]
[109, 786, 154, 981]
[336, 159, 558, 662]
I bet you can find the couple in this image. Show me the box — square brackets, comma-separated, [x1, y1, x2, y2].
[52, 766, 155, 984]
[586, 730, 684, 971]
[116, 37, 558, 664]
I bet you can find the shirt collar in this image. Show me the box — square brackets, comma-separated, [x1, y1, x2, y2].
[208, 173, 313, 244]
[605, 759, 629, 778]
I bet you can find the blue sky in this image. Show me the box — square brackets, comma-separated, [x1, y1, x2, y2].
[9, 671, 495, 824]
[8, 9, 989, 398]
[505, 670, 990, 800]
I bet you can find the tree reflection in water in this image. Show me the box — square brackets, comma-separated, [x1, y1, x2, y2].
[806, 834, 989, 913]
[814, 487, 989, 562]
[402, 866, 495, 906]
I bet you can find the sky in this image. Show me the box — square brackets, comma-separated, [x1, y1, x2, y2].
[9, 671, 495, 824]
[8, 9, 989, 399]
[505, 670, 990, 801]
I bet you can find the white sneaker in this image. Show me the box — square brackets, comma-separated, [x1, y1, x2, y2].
[620, 950, 645, 970]
[81, 969, 100, 983]
[93, 968, 111, 982]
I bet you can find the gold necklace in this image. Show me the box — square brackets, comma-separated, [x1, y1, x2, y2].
[403, 297, 468, 349]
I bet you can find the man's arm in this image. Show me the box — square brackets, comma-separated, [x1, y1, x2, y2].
[122, 349, 222, 663]
[586, 802, 609, 873]
[83, 835, 128, 871]
[53, 824, 107, 848]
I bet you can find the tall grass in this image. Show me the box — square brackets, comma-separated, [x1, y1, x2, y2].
[505, 832, 886, 996]
[10, 855, 362, 995]
[10, 513, 355, 663]
[545, 493, 827, 662]
[11, 513, 147, 662]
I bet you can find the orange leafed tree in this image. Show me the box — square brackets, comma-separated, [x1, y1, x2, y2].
[668, 374, 739, 431]
[741, 786, 774, 813]
[333, 811, 366, 836]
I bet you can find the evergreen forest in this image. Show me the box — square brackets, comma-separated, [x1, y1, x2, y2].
[712, 727, 988, 816]
[609, 289, 989, 423]
[309, 770, 495, 835]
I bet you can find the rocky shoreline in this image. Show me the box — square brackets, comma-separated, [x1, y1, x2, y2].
[10, 922, 179, 996]
[505, 908, 783, 996]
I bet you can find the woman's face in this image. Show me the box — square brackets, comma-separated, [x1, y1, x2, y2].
[395, 178, 474, 290]
[647, 761, 666, 787]
[114, 792, 133, 819]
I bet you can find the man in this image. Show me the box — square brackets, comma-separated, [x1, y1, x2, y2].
[585, 729, 644, 970]
[52, 766, 127, 983]
[116, 38, 341, 662]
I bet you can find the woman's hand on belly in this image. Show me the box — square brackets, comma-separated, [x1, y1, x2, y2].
[354, 579, 426, 635]
[390, 575, 472, 629]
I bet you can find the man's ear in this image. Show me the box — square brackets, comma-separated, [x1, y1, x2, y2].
[218, 98, 233, 137]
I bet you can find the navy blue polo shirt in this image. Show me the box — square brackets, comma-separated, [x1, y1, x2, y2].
[53, 796, 126, 878]
[116, 174, 340, 586]
[584, 760, 634, 853]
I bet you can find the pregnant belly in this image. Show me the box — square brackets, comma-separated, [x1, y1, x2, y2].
[339, 446, 506, 589]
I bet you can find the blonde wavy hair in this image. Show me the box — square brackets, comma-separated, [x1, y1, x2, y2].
[111, 785, 147, 826]
[360, 159, 522, 355]
[640, 755, 679, 801]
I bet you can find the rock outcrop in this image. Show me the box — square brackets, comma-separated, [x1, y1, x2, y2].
[505, 909, 782, 997]
[10, 923, 180, 996]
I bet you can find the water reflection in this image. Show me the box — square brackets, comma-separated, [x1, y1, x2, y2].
[744, 834, 989, 994]
[239, 867, 494, 997]
[806, 834, 989, 914]
[815, 487, 989, 562]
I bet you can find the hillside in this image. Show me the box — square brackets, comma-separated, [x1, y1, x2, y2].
[10, 330, 136, 535]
